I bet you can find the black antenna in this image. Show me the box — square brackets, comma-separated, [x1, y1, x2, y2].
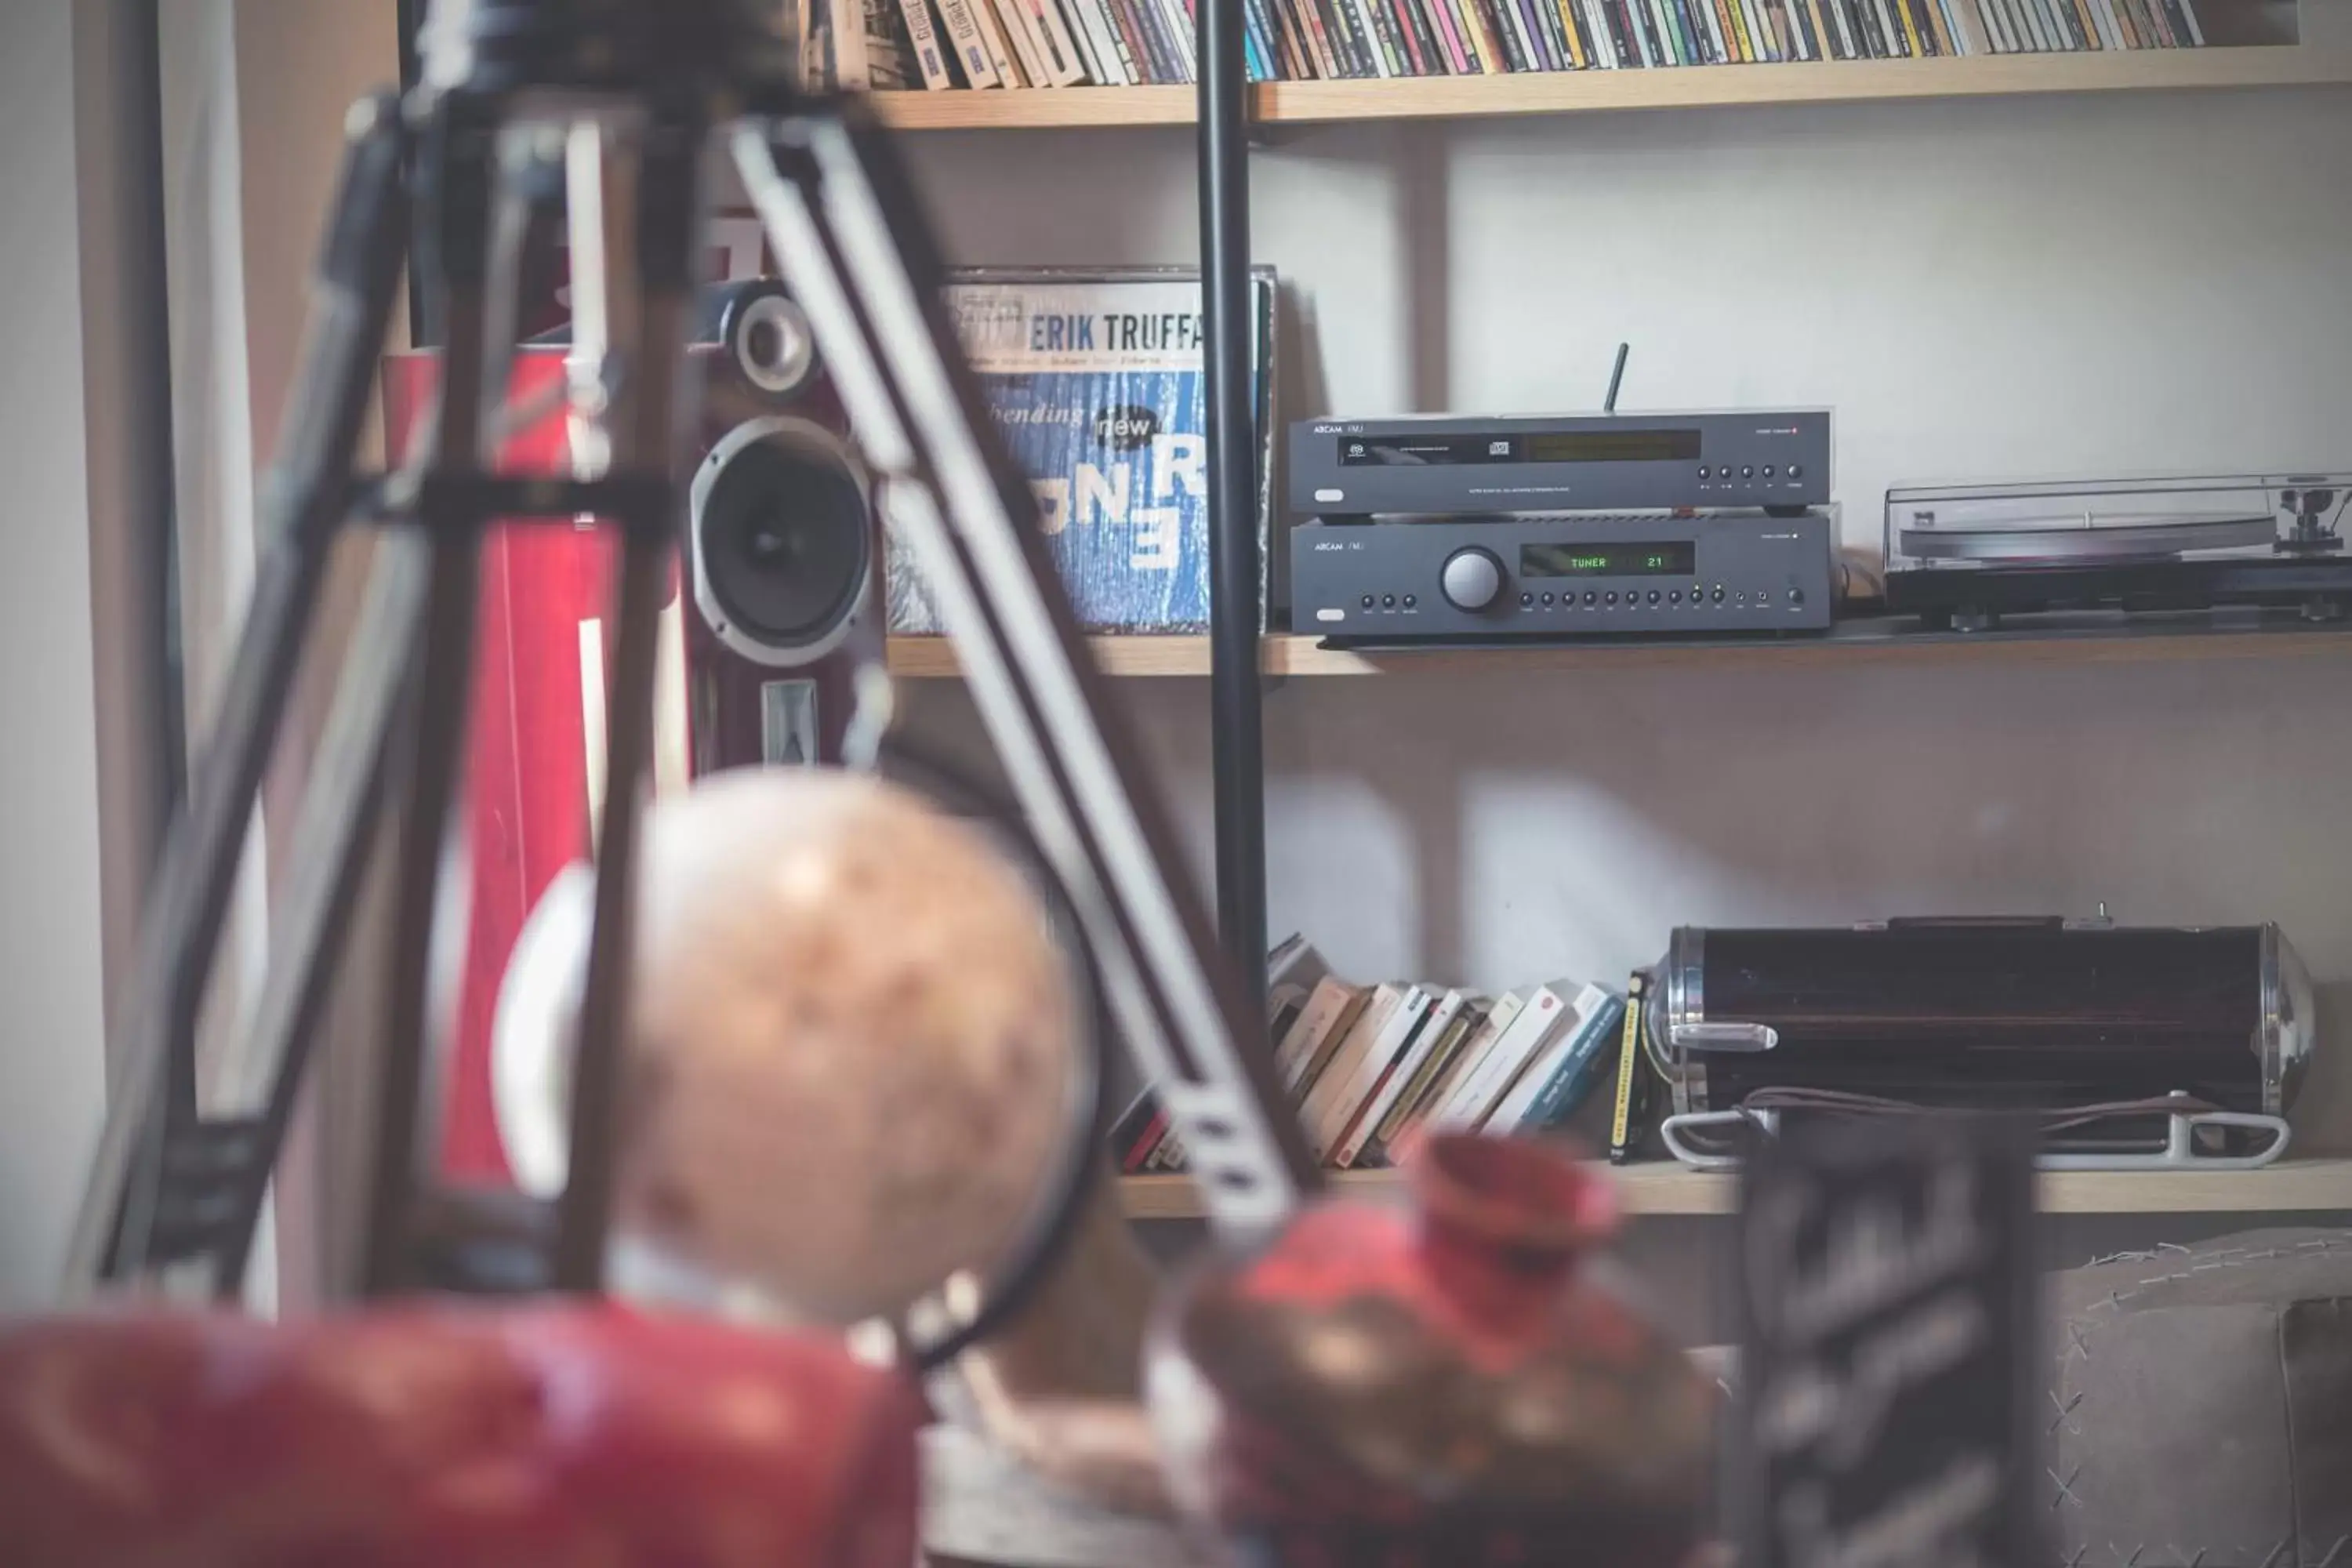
[1602, 342, 1630, 414]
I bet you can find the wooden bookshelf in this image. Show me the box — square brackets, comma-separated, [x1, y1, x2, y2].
[1120, 1157, 2352, 1218]
[886, 618, 2352, 678]
[871, 45, 2352, 130]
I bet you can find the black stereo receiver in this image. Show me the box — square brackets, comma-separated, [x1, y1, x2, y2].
[1291, 511, 1836, 641]
[1289, 409, 1832, 517]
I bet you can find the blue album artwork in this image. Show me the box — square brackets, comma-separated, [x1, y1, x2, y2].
[890, 273, 1271, 635]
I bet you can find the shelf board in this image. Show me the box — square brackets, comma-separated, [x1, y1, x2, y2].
[870, 46, 2352, 130]
[890, 633, 1223, 677]
[1121, 1158, 2352, 1219]
[887, 616, 2352, 679]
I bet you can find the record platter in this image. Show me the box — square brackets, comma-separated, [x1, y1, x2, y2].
[1885, 472, 2352, 629]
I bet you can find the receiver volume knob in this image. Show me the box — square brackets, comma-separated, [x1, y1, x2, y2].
[1441, 546, 1505, 612]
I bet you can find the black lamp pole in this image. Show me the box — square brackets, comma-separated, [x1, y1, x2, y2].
[1197, 0, 1266, 1015]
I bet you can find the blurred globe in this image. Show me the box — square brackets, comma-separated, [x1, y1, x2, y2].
[494, 768, 1080, 1326]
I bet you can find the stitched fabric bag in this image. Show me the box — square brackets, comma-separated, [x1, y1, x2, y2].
[2049, 1229, 2352, 1568]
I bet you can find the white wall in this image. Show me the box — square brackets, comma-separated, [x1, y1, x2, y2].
[899, 83, 2352, 1155]
[0, 2, 114, 1307]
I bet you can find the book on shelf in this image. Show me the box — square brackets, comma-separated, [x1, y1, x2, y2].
[896, 0, 961, 85]
[1426, 978, 1584, 1133]
[1279, 975, 1373, 1094]
[1391, 989, 1523, 1141]
[1296, 982, 1408, 1146]
[934, 0, 1007, 83]
[967, 0, 1029, 81]
[1337, 986, 1484, 1167]
[1487, 984, 1624, 1134]
[808, 0, 2205, 78]
[1361, 993, 1487, 1160]
[1115, 947, 1662, 1182]
[1313, 984, 1440, 1162]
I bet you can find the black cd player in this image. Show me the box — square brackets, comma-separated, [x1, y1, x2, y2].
[1290, 409, 1832, 518]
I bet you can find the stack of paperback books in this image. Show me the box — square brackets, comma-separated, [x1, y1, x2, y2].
[786, 0, 2209, 88]
[1115, 937, 1628, 1174]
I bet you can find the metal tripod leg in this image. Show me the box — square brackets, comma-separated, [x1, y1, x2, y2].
[549, 107, 704, 1294]
[205, 534, 436, 1296]
[62, 95, 413, 1297]
[732, 112, 1317, 1248]
[358, 93, 515, 1299]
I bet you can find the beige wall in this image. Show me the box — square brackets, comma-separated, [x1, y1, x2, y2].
[0, 0, 113, 1308]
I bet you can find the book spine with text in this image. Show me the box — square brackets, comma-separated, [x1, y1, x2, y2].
[1452, 0, 1502, 67]
[1498, 989, 1625, 1134]
[1578, 0, 1619, 61]
[1024, 0, 1094, 80]
[984, 0, 1048, 78]
[1094, 0, 1151, 74]
[1319, 0, 1371, 74]
[967, 0, 1029, 79]
[1366, 1000, 1486, 1160]
[1120, 0, 1179, 77]
[1482, 0, 1530, 66]
[1293, 0, 1344, 72]
[1247, 0, 1291, 74]
[1534, 0, 1578, 67]
[1443, 0, 1492, 68]
[1425, 0, 1472, 71]
[1349, 0, 1404, 73]
[1693, 0, 1730, 60]
[1433, 985, 1569, 1131]
[1807, 0, 1843, 56]
[1831, 0, 1864, 55]
[1298, 985, 1404, 1145]
[1319, 989, 1437, 1162]
[1340, 991, 1471, 1167]
[934, 0, 1007, 79]
[1069, 0, 1136, 79]
[1055, 0, 1111, 76]
[1172, 0, 1209, 72]
[1387, 0, 1439, 74]
[1717, 0, 1752, 58]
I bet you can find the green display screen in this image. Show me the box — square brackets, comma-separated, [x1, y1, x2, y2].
[1521, 542, 1695, 577]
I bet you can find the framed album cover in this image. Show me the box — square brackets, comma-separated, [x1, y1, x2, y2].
[888, 267, 1279, 636]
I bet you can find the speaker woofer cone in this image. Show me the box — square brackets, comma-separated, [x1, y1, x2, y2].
[690, 416, 872, 667]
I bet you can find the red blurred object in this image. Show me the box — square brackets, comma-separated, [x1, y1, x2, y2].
[382, 325, 880, 1185]
[383, 351, 637, 1185]
[1149, 1133, 1715, 1566]
[0, 1303, 920, 1568]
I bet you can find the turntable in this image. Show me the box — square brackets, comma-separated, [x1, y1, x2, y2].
[1885, 472, 2352, 630]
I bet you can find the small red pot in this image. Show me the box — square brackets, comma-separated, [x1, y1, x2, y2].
[1147, 1132, 1715, 1566]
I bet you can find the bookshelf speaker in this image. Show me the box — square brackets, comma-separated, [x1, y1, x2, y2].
[685, 280, 886, 771]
